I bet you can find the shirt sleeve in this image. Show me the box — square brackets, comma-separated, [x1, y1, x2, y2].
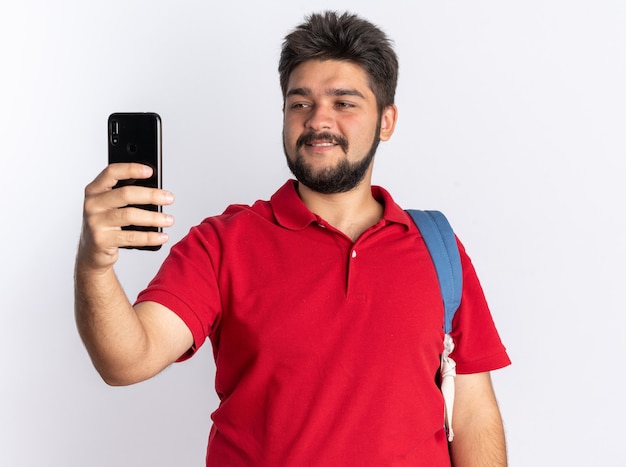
[135, 221, 222, 361]
[449, 239, 511, 374]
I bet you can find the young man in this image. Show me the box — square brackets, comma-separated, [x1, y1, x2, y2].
[75, 11, 510, 466]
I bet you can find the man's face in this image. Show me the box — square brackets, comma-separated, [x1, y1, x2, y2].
[282, 60, 396, 194]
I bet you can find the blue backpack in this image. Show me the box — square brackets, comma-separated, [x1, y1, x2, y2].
[405, 209, 462, 441]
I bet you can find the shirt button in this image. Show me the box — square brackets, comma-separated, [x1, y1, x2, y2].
[351, 250, 357, 259]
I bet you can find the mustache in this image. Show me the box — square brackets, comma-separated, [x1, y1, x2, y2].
[296, 132, 349, 153]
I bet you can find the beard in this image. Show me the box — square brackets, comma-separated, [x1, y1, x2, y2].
[283, 125, 381, 194]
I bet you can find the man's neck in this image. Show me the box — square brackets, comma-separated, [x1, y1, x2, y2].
[297, 180, 383, 242]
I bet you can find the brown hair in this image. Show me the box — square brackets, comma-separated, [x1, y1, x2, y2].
[279, 11, 399, 112]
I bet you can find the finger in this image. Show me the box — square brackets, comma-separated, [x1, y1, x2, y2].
[86, 185, 174, 214]
[81, 207, 173, 257]
[107, 206, 175, 230]
[86, 163, 153, 196]
[109, 185, 174, 209]
[115, 229, 170, 249]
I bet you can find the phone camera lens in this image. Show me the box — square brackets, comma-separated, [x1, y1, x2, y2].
[110, 120, 120, 146]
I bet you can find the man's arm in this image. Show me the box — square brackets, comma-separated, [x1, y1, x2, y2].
[74, 163, 192, 386]
[449, 372, 507, 467]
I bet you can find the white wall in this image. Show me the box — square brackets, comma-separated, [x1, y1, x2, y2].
[2, 1, 624, 465]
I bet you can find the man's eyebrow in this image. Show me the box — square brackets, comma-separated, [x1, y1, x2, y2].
[286, 87, 366, 99]
[329, 89, 365, 99]
[286, 87, 311, 98]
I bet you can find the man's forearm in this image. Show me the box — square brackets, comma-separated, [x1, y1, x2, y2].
[449, 412, 507, 466]
[74, 262, 150, 385]
[449, 372, 508, 467]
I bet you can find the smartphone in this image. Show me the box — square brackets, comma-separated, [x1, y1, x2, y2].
[108, 112, 162, 250]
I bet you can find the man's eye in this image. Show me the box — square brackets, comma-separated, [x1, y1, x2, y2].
[291, 102, 310, 110]
[336, 102, 354, 109]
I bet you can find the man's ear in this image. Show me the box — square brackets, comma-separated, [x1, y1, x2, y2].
[379, 104, 398, 141]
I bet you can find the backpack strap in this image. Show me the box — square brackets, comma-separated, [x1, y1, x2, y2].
[405, 209, 463, 442]
[405, 210, 462, 334]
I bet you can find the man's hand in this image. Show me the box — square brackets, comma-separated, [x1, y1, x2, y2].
[75, 164, 191, 385]
[78, 163, 175, 271]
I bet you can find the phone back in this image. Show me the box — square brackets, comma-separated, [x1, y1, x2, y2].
[108, 112, 161, 189]
[107, 112, 162, 250]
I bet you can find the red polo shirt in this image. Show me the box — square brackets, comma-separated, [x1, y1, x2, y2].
[137, 180, 510, 466]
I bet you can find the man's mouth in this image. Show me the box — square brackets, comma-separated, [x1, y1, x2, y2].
[297, 132, 348, 153]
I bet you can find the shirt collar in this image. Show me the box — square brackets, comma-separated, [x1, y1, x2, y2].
[271, 180, 412, 231]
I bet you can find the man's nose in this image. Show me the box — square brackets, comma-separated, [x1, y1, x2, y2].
[305, 104, 334, 131]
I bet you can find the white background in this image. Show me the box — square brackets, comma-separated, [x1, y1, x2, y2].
[2, 1, 624, 465]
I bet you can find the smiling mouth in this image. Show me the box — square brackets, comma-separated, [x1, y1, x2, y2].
[297, 132, 348, 153]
